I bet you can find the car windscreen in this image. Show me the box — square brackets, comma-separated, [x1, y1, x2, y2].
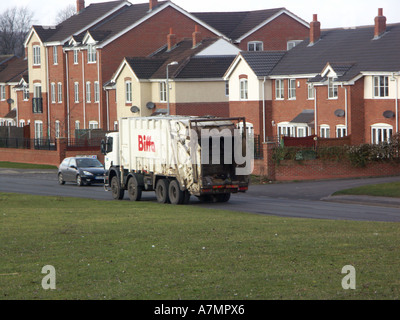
[76, 159, 103, 168]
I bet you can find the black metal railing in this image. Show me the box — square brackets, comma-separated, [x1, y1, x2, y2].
[0, 138, 56, 150]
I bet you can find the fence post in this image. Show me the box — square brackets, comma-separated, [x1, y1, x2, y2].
[263, 142, 276, 181]
[57, 138, 68, 164]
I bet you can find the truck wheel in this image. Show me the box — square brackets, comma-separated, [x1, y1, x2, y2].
[182, 190, 191, 204]
[155, 179, 170, 204]
[111, 176, 124, 200]
[128, 176, 142, 201]
[216, 193, 231, 203]
[169, 180, 184, 205]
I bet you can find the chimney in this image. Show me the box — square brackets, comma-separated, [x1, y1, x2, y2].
[149, 0, 158, 11]
[192, 25, 202, 48]
[374, 8, 387, 39]
[309, 14, 321, 45]
[77, 0, 85, 13]
[167, 28, 177, 51]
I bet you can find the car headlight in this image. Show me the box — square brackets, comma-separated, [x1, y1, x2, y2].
[83, 171, 93, 176]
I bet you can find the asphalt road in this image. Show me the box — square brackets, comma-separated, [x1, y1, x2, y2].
[1, 168, 400, 222]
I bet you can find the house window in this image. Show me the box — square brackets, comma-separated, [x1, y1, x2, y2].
[125, 81, 132, 103]
[33, 46, 41, 66]
[23, 87, 29, 100]
[373, 76, 389, 97]
[89, 121, 98, 129]
[74, 82, 79, 102]
[57, 83, 62, 103]
[94, 81, 100, 103]
[159, 81, 167, 102]
[225, 81, 229, 97]
[278, 122, 294, 138]
[320, 125, 330, 138]
[240, 79, 248, 100]
[114, 121, 119, 131]
[287, 40, 302, 50]
[51, 83, 56, 103]
[19, 120, 25, 127]
[248, 41, 263, 51]
[328, 78, 338, 99]
[275, 80, 284, 99]
[0, 85, 6, 100]
[336, 125, 347, 138]
[288, 79, 296, 99]
[371, 124, 393, 144]
[73, 49, 79, 64]
[297, 127, 308, 138]
[87, 45, 96, 63]
[34, 121, 43, 140]
[86, 82, 91, 102]
[75, 120, 80, 131]
[53, 46, 58, 65]
[55, 120, 60, 138]
[308, 83, 314, 99]
[33, 84, 43, 113]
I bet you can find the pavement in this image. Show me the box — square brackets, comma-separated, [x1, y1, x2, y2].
[322, 194, 400, 208]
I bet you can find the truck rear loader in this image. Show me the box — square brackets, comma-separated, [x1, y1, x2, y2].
[101, 115, 251, 204]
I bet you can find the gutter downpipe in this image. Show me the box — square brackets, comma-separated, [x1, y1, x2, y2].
[341, 83, 348, 135]
[314, 86, 317, 135]
[262, 77, 266, 143]
[81, 51, 86, 129]
[46, 46, 50, 138]
[65, 51, 70, 141]
[394, 73, 399, 134]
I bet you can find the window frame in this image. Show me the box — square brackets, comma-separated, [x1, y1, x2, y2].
[51, 83, 56, 103]
[159, 81, 167, 102]
[57, 82, 63, 103]
[53, 46, 58, 65]
[86, 82, 91, 103]
[73, 49, 79, 65]
[74, 82, 79, 103]
[320, 125, 330, 138]
[33, 45, 41, 66]
[288, 79, 296, 100]
[336, 125, 347, 138]
[248, 41, 263, 52]
[94, 81, 100, 103]
[0, 84, 6, 101]
[371, 124, 393, 144]
[307, 83, 314, 100]
[373, 76, 389, 98]
[240, 79, 248, 101]
[125, 81, 132, 103]
[275, 79, 284, 100]
[87, 45, 97, 64]
[328, 78, 338, 99]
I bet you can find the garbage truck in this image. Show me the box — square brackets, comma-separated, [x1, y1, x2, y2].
[101, 115, 251, 204]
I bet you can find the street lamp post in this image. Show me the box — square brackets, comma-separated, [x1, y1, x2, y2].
[166, 61, 178, 115]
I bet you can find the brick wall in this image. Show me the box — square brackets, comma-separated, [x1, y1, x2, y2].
[251, 142, 400, 181]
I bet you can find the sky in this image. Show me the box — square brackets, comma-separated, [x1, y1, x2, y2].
[1, 0, 399, 29]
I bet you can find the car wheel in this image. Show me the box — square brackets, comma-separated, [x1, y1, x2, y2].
[168, 179, 184, 205]
[215, 193, 231, 203]
[128, 176, 142, 201]
[155, 179, 170, 204]
[111, 176, 124, 200]
[58, 173, 65, 185]
[76, 175, 83, 186]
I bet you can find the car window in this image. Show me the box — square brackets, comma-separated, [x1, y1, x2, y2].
[61, 158, 70, 166]
[69, 159, 77, 167]
[76, 159, 103, 168]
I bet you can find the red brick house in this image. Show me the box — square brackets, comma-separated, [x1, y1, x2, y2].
[20, 0, 310, 141]
[225, 9, 400, 145]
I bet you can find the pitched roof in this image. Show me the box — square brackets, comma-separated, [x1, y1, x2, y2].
[240, 51, 286, 77]
[175, 56, 235, 79]
[270, 23, 400, 81]
[0, 58, 28, 83]
[192, 8, 285, 40]
[33, 1, 131, 43]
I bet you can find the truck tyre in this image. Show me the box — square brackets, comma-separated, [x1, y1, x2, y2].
[155, 179, 170, 204]
[128, 176, 142, 201]
[216, 193, 231, 203]
[111, 176, 124, 200]
[182, 190, 191, 204]
[169, 180, 184, 205]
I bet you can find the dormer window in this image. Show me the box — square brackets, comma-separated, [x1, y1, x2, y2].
[328, 78, 338, 99]
[248, 41, 263, 52]
[87, 45, 96, 63]
[373, 76, 389, 98]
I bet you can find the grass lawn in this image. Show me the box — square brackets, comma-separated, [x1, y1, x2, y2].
[333, 182, 400, 198]
[1, 193, 399, 300]
[0, 162, 57, 170]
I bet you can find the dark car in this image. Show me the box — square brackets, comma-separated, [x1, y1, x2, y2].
[58, 156, 105, 186]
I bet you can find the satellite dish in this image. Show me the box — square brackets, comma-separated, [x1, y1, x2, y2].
[334, 109, 345, 117]
[146, 102, 156, 110]
[7, 98, 14, 105]
[130, 106, 140, 113]
[383, 110, 395, 118]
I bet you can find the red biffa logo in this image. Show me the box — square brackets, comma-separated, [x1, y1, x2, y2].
[138, 135, 156, 152]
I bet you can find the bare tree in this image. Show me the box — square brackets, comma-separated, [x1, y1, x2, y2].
[0, 6, 34, 57]
[55, 4, 76, 25]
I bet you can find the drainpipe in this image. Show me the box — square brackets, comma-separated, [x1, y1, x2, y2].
[81, 51, 86, 129]
[97, 50, 101, 128]
[105, 88, 110, 131]
[262, 77, 266, 143]
[46, 46, 50, 138]
[65, 51, 70, 141]
[341, 83, 348, 135]
[394, 73, 399, 133]
[314, 87, 317, 135]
